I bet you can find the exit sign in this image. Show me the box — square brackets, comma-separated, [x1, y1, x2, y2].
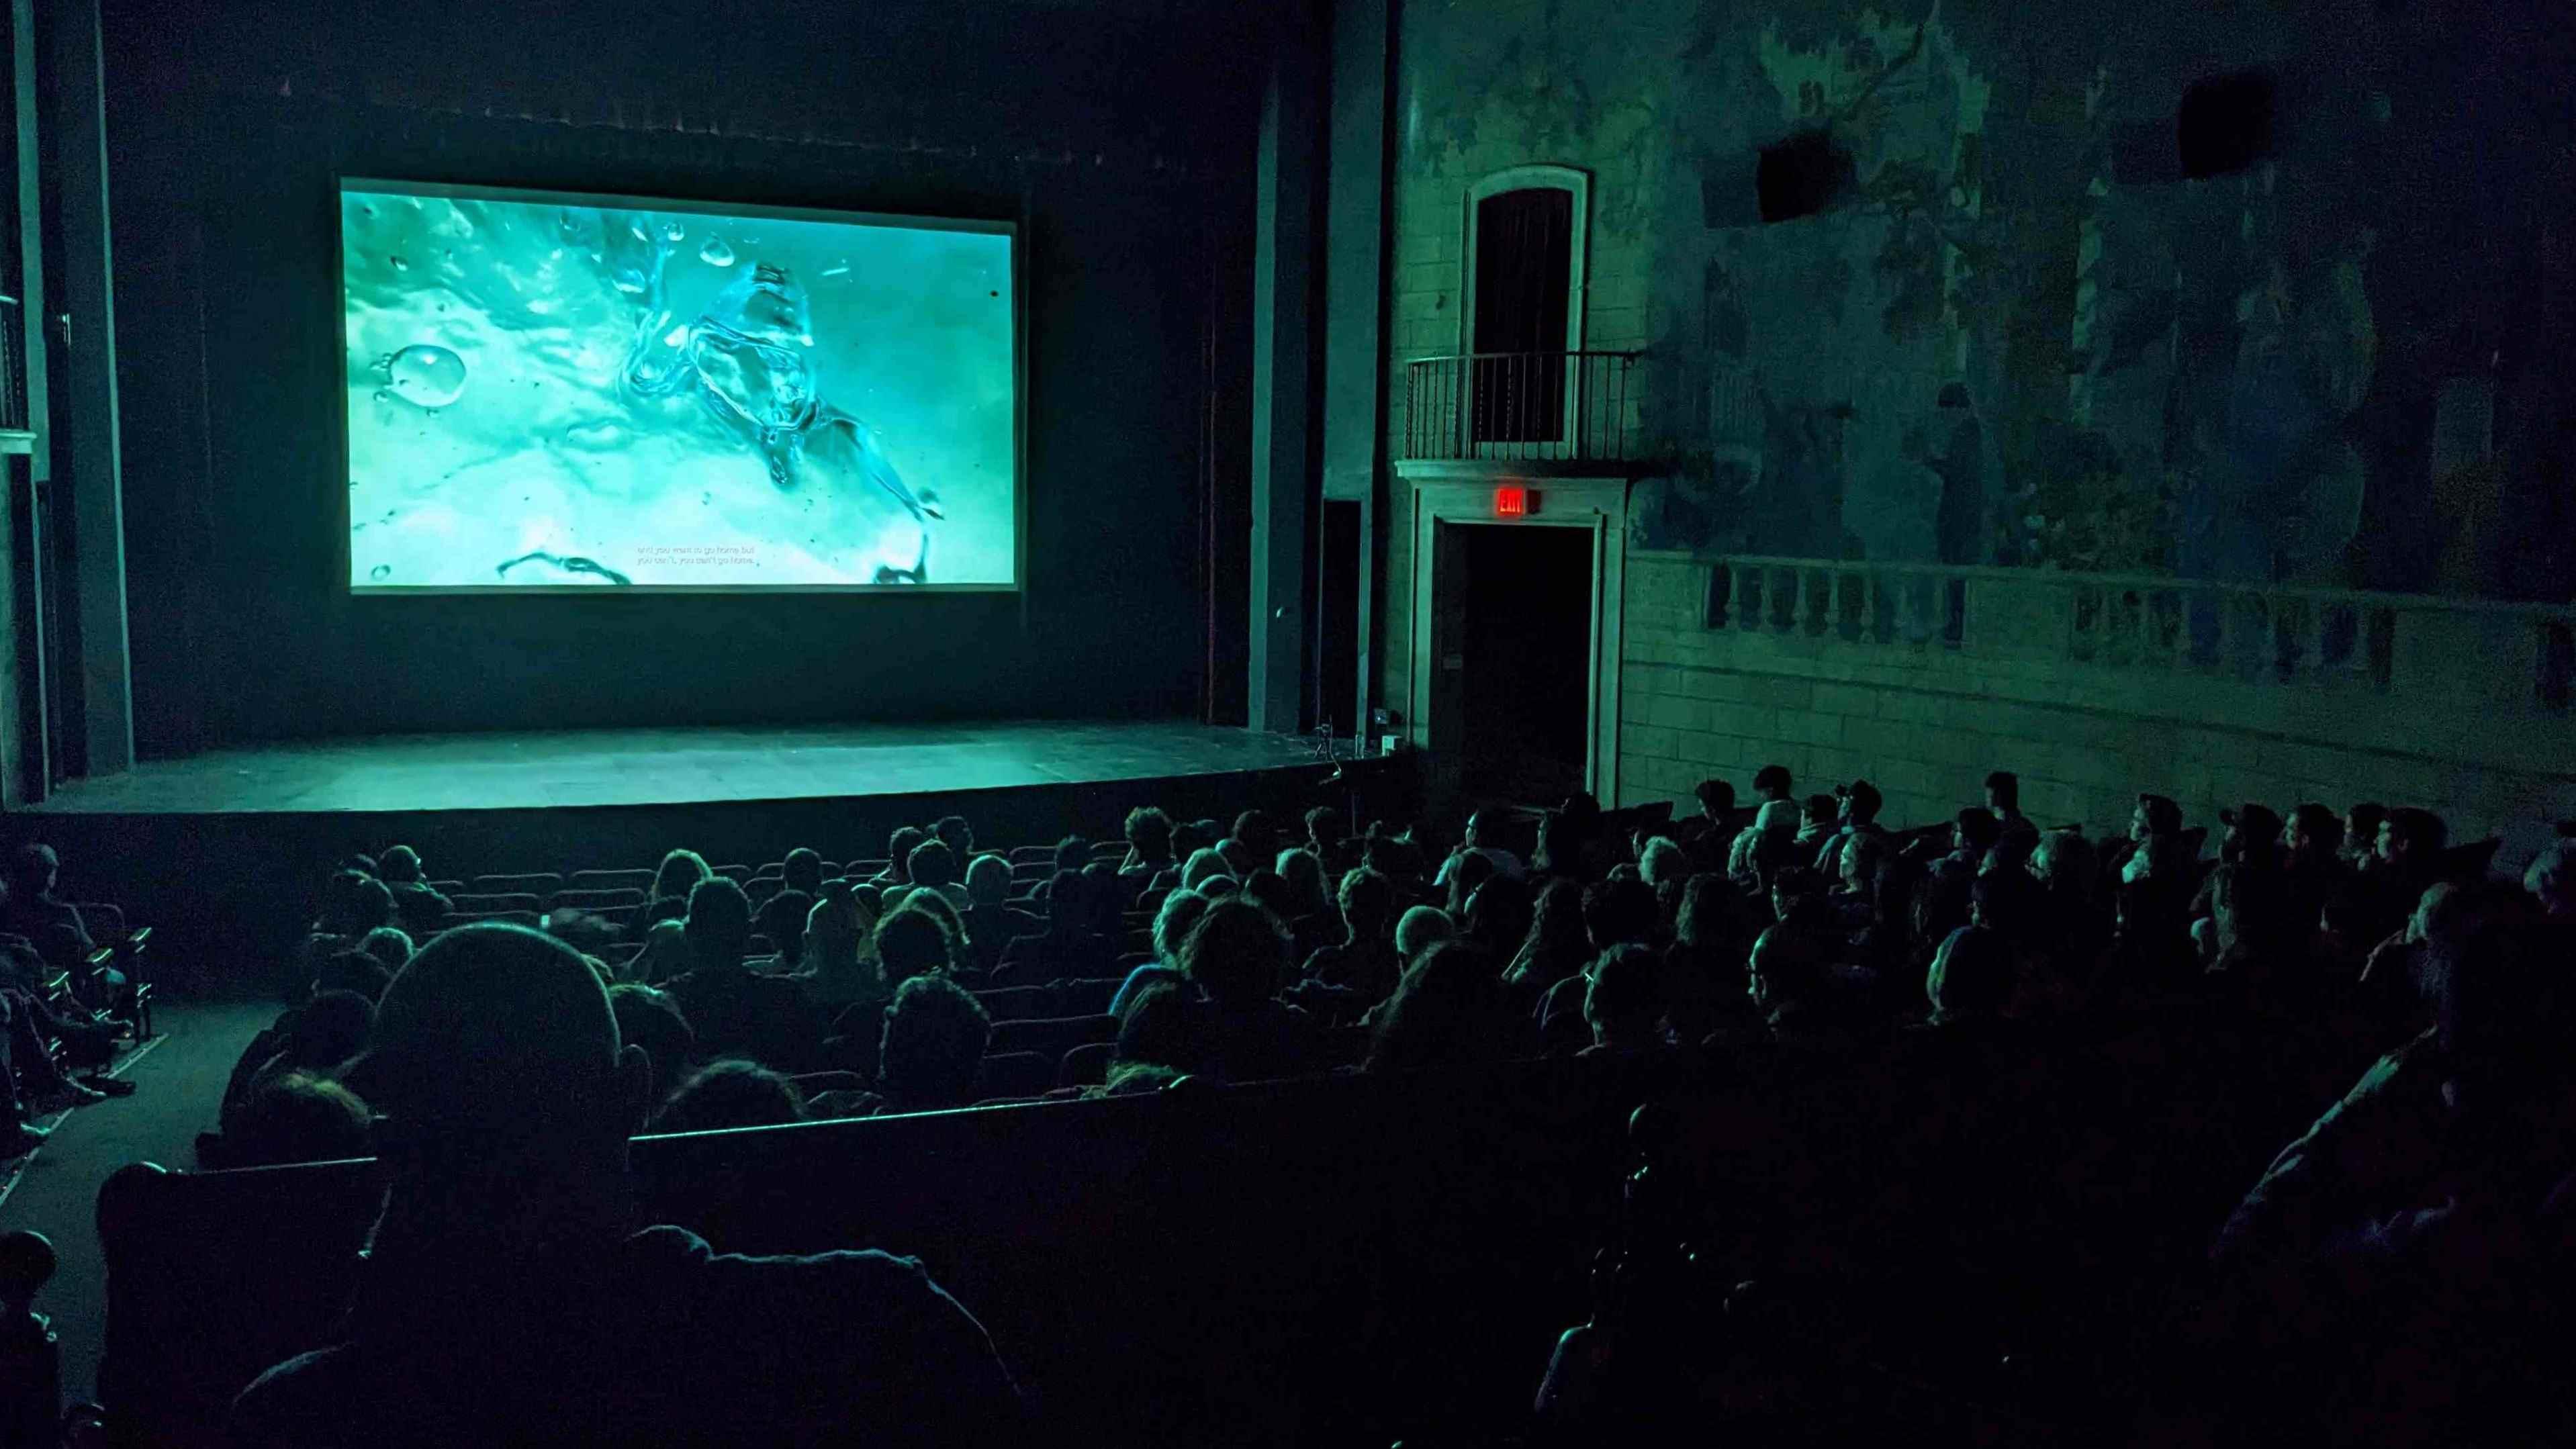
[1494, 485, 1538, 517]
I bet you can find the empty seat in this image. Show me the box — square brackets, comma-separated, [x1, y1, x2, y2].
[451, 892, 543, 916]
[567, 869, 655, 892]
[753, 862, 786, 880]
[1089, 841, 1128, 863]
[1007, 846, 1054, 865]
[849, 859, 888, 878]
[972, 985, 1057, 1023]
[712, 864, 753, 883]
[428, 879, 467, 896]
[1058, 978, 1121, 1017]
[1059, 1040, 1113, 1088]
[974, 1051, 1056, 1101]
[470, 873, 563, 896]
[551, 887, 643, 911]
[988, 1014, 1116, 1061]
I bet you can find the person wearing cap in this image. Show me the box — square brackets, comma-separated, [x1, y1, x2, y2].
[230, 922, 1019, 1446]
[1810, 779, 1888, 878]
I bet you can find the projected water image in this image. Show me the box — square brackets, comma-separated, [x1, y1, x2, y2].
[343, 185, 1016, 589]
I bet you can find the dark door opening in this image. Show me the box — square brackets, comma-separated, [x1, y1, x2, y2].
[1315, 499, 1361, 741]
[1469, 187, 1571, 445]
[1444, 522, 1592, 806]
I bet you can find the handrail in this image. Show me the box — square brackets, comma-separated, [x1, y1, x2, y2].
[1710, 553, 2576, 621]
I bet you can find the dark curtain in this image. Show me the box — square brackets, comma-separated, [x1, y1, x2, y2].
[1470, 189, 1571, 445]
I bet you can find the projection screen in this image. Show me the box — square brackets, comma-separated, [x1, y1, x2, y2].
[340, 181, 1019, 592]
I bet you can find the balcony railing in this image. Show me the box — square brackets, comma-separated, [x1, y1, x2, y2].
[1401, 350, 1638, 464]
[1702, 554, 2575, 712]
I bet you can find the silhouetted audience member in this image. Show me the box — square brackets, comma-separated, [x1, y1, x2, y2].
[650, 1058, 808, 1135]
[962, 855, 1042, 975]
[792, 890, 888, 1013]
[1302, 868, 1400, 1002]
[1304, 806, 1362, 878]
[906, 840, 973, 915]
[857, 974, 994, 1115]
[218, 1072, 373, 1169]
[1665, 874, 1755, 1044]
[1365, 941, 1516, 1074]
[1000, 870, 1113, 982]
[639, 849, 712, 939]
[1394, 905, 1455, 968]
[1580, 944, 1667, 1057]
[1436, 810, 1526, 890]
[606, 984, 696, 1120]
[752, 848, 825, 968]
[1442, 847, 1498, 922]
[1119, 808, 1177, 894]
[664, 878, 819, 1071]
[1176, 898, 1313, 1082]
[2526, 837, 2575, 918]
[2341, 802, 2389, 874]
[931, 816, 973, 860]
[876, 905, 970, 987]
[1729, 764, 1800, 888]
[222, 990, 375, 1139]
[375, 846, 451, 934]
[870, 827, 929, 892]
[229, 923, 1018, 1446]
[1179, 847, 1233, 895]
[1678, 778, 1739, 874]
[1504, 880, 1592, 1003]
[1984, 769, 2041, 870]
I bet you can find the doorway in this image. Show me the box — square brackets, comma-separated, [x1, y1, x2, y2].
[1428, 520, 1595, 807]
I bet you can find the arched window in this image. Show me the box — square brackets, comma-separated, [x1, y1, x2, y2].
[1460, 166, 1588, 448]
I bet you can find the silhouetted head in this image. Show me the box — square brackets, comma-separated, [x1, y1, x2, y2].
[883, 827, 929, 884]
[606, 984, 695, 1113]
[1983, 771, 2020, 814]
[1955, 808, 2001, 857]
[651, 849, 711, 904]
[1181, 897, 1292, 1009]
[1444, 847, 1498, 917]
[1582, 877, 1658, 951]
[1675, 874, 1740, 951]
[1584, 943, 1665, 1047]
[963, 853, 1012, 908]
[1174, 819, 1218, 860]
[906, 839, 958, 891]
[1333, 868, 1395, 941]
[1152, 888, 1211, 964]
[1232, 810, 1279, 857]
[650, 1058, 807, 1135]
[1395, 904, 1456, 963]
[1835, 780, 1883, 828]
[2344, 803, 2388, 858]
[2132, 794, 2182, 843]
[1639, 838, 1690, 892]
[379, 845, 425, 884]
[682, 876, 753, 968]
[781, 847, 823, 896]
[1927, 925, 2015, 1023]
[1694, 778, 1736, 819]
[1800, 794, 1837, 829]
[879, 974, 992, 1109]
[1524, 879, 1588, 960]
[1180, 847, 1233, 894]
[356, 923, 650, 1186]
[1464, 874, 1534, 958]
[874, 905, 960, 984]
[1367, 941, 1505, 1074]
[357, 927, 414, 973]
[2219, 804, 2283, 862]
[1747, 924, 1829, 1013]
[321, 869, 396, 936]
[6, 843, 57, 896]
[1274, 847, 1330, 918]
[1753, 764, 1794, 800]
[2380, 807, 2448, 869]
[931, 816, 972, 857]
[284, 990, 377, 1072]
[1115, 983, 1201, 1074]
[314, 949, 395, 1003]
[1052, 835, 1090, 875]
[802, 892, 870, 976]
[1304, 806, 1343, 853]
[1125, 807, 1175, 864]
[1244, 870, 1297, 921]
[228, 1072, 371, 1168]
[2289, 803, 2343, 861]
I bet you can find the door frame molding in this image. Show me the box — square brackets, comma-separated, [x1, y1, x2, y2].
[1406, 474, 1628, 806]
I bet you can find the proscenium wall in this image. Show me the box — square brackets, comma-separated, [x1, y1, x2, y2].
[1375, 0, 2576, 729]
[105, 0, 1269, 753]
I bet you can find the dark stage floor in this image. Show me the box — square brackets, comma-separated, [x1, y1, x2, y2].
[29, 719, 1329, 815]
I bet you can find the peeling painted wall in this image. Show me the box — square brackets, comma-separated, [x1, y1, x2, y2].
[1379, 0, 2575, 716]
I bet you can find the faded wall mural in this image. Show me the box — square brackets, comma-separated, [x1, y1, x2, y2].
[1392, 0, 2575, 601]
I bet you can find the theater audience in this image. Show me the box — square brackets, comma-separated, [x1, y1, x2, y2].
[1393, 904, 1455, 968]
[1167, 898, 1312, 1083]
[1503, 880, 1592, 1002]
[1727, 764, 1799, 887]
[854, 974, 994, 1116]
[876, 904, 970, 987]
[1119, 807, 1177, 892]
[751, 848, 825, 968]
[1304, 806, 1361, 878]
[869, 827, 929, 892]
[228, 923, 1019, 1446]
[220, 989, 375, 1139]
[791, 889, 888, 1013]
[1435, 810, 1525, 888]
[1301, 868, 1399, 1000]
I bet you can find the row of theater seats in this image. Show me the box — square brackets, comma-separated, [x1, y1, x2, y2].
[99, 1002, 2362, 1448]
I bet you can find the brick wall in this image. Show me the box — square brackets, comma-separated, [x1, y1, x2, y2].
[1618, 552, 2576, 870]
